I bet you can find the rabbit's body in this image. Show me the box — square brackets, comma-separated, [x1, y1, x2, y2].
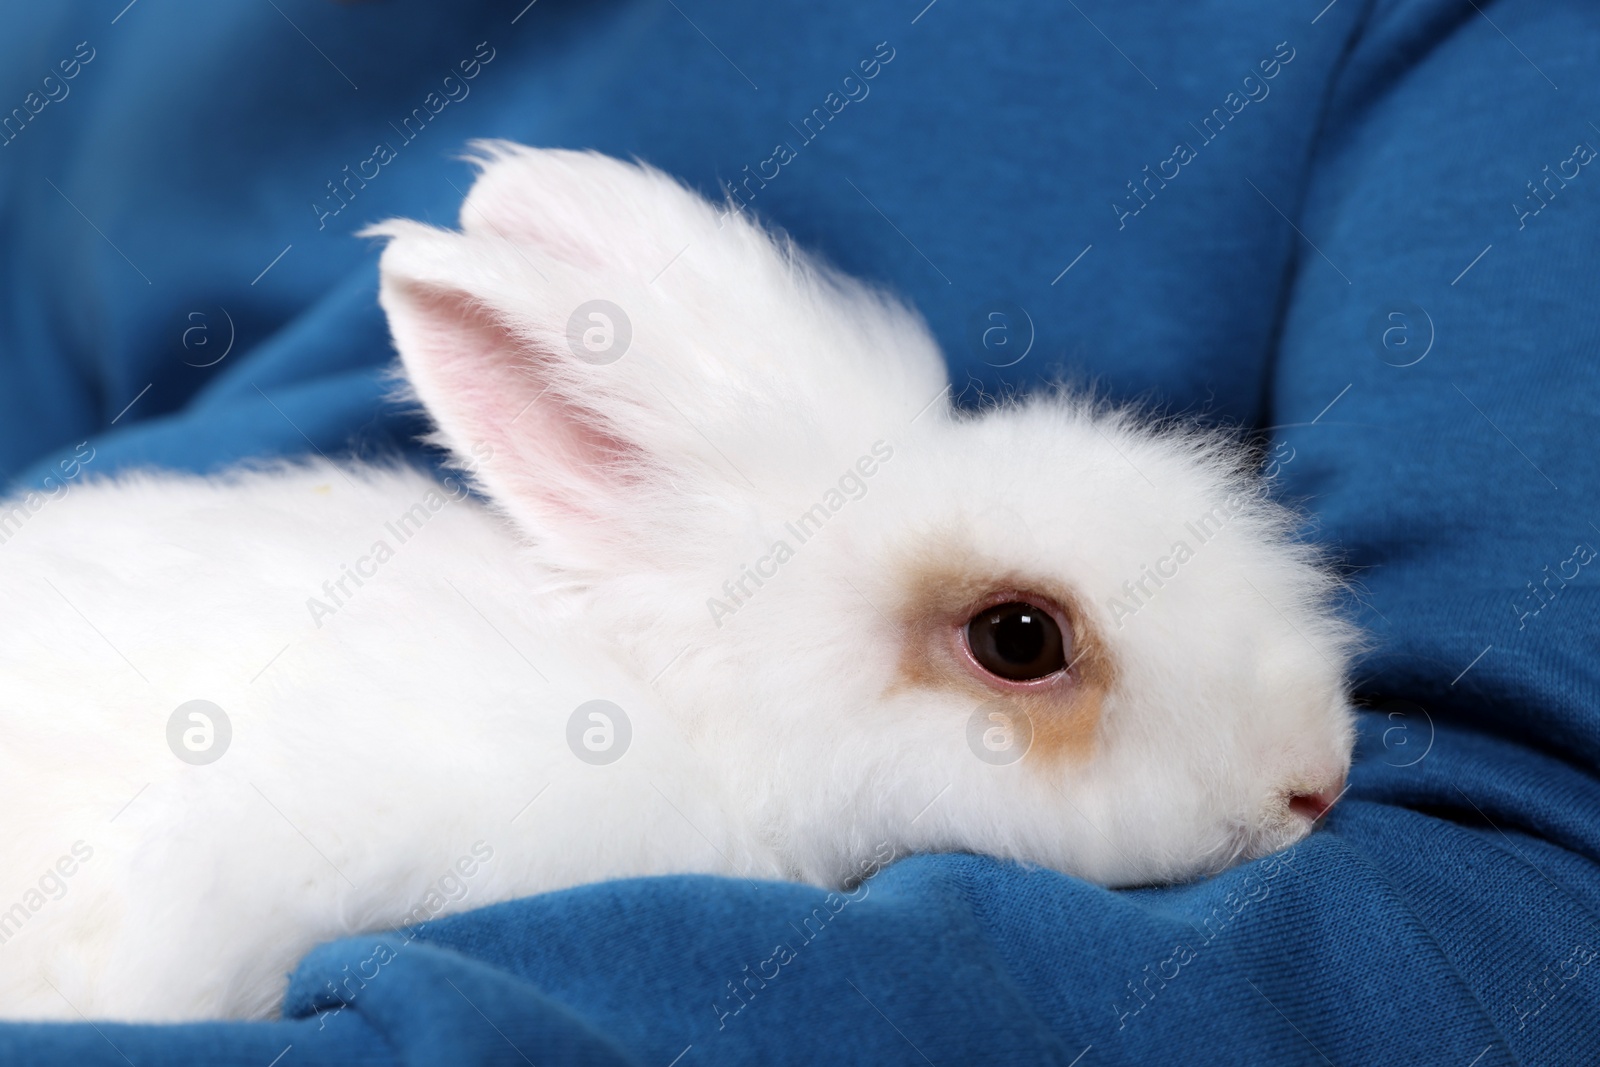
[4, 144, 1359, 1020]
[0, 462, 768, 1019]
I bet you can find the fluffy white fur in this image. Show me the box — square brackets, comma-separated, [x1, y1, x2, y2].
[0, 144, 1357, 1021]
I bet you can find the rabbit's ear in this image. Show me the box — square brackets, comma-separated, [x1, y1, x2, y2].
[365, 147, 947, 568]
[367, 217, 679, 566]
[450, 142, 708, 265]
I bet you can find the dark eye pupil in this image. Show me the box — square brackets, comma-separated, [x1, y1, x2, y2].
[992, 610, 1045, 663]
[966, 602, 1068, 682]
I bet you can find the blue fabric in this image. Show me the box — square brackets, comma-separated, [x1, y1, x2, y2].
[2, 0, 1597, 1063]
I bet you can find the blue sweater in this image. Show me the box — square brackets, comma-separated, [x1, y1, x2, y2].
[1, 1, 1596, 1062]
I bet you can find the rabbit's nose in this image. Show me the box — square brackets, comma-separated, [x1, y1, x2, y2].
[1287, 781, 1346, 822]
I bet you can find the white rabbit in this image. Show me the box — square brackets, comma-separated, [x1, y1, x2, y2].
[0, 143, 1357, 1021]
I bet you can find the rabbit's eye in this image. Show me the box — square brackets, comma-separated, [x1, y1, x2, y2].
[965, 601, 1068, 682]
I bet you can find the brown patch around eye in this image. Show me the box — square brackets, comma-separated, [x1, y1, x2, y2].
[889, 553, 1116, 765]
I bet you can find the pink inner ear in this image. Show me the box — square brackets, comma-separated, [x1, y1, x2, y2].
[399, 283, 644, 526]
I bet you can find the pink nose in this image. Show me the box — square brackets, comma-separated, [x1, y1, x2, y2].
[1288, 785, 1343, 822]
